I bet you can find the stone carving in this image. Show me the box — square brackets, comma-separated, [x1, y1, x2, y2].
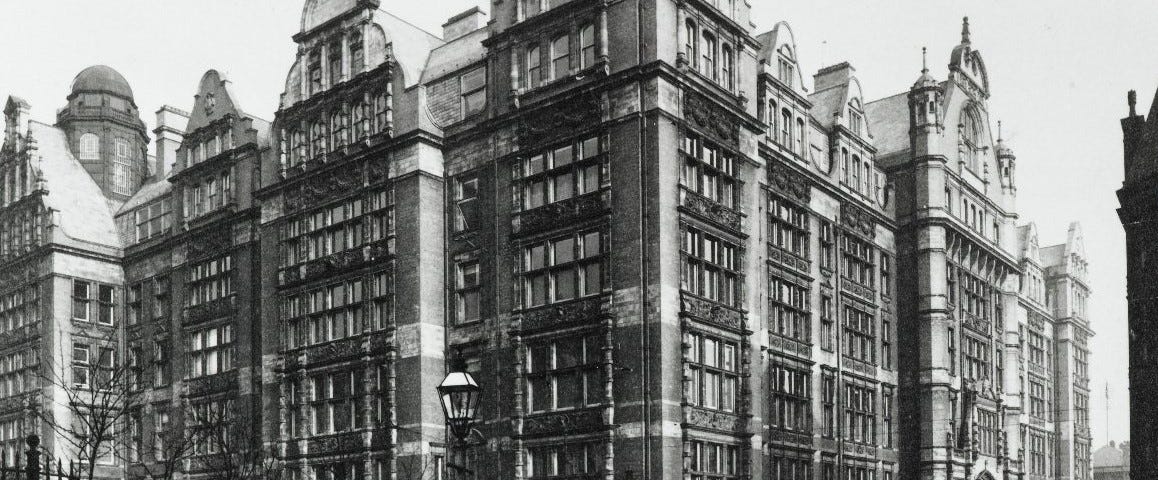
[686, 407, 745, 432]
[684, 91, 740, 147]
[307, 432, 365, 455]
[515, 192, 608, 236]
[518, 94, 602, 148]
[188, 227, 232, 260]
[285, 164, 363, 213]
[770, 428, 813, 447]
[842, 441, 878, 458]
[186, 371, 237, 397]
[768, 161, 811, 204]
[184, 296, 236, 326]
[841, 202, 876, 239]
[681, 294, 745, 331]
[521, 296, 605, 332]
[680, 189, 743, 233]
[961, 312, 991, 337]
[523, 408, 605, 436]
[305, 337, 363, 366]
[768, 333, 811, 359]
[767, 246, 811, 275]
[842, 356, 877, 378]
[840, 280, 875, 302]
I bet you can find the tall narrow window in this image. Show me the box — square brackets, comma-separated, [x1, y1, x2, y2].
[97, 285, 114, 326]
[684, 20, 698, 69]
[460, 67, 487, 117]
[328, 42, 343, 86]
[527, 45, 542, 89]
[701, 32, 717, 79]
[72, 281, 91, 321]
[455, 261, 480, 325]
[721, 44, 734, 90]
[687, 333, 739, 412]
[350, 33, 365, 75]
[374, 91, 390, 134]
[72, 344, 90, 389]
[781, 109, 792, 147]
[454, 174, 479, 232]
[796, 117, 806, 155]
[308, 50, 323, 95]
[79, 133, 100, 160]
[330, 110, 348, 149]
[551, 34, 570, 80]
[580, 24, 596, 69]
[353, 100, 370, 141]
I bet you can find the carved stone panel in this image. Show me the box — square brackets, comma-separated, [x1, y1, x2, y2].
[185, 370, 238, 397]
[304, 337, 364, 366]
[523, 408, 605, 437]
[307, 432, 366, 456]
[681, 294, 745, 331]
[679, 190, 743, 233]
[518, 94, 602, 148]
[841, 202, 876, 239]
[521, 296, 606, 332]
[684, 91, 740, 147]
[285, 164, 364, 213]
[768, 161, 811, 204]
[184, 296, 236, 326]
[188, 226, 232, 260]
[686, 406, 745, 432]
[514, 192, 609, 236]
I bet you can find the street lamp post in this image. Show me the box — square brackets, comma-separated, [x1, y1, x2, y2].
[437, 355, 481, 480]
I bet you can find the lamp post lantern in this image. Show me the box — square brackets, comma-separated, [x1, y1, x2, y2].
[437, 358, 481, 442]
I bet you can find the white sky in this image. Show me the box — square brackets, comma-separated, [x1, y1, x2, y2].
[0, 0, 1141, 446]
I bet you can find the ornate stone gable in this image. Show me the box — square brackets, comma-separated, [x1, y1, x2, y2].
[684, 91, 740, 147]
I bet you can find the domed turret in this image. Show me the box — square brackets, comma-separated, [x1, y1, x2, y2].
[69, 65, 135, 102]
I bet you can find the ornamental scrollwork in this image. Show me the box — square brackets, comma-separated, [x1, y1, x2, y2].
[523, 408, 605, 436]
[680, 190, 743, 233]
[521, 296, 605, 332]
[515, 192, 609, 236]
[285, 164, 364, 213]
[840, 202, 876, 239]
[305, 337, 363, 366]
[680, 294, 744, 331]
[518, 94, 602, 148]
[307, 432, 365, 455]
[684, 92, 741, 147]
[184, 296, 236, 326]
[188, 227, 232, 260]
[686, 407, 744, 432]
[186, 371, 238, 397]
[768, 161, 811, 204]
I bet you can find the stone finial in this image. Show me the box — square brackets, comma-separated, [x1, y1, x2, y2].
[962, 16, 971, 44]
[922, 47, 928, 74]
[1129, 89, 1137, 117]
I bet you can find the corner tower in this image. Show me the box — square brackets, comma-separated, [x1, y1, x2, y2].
[55, 65, 150, 204]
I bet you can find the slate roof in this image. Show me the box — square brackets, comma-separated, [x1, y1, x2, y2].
[865, 92, 911, 158]
[29, 121, 121, 248]
[421, 26, 488, 83]
[809, 84, 846, 130]
[375, 8, 445, 87]
[118, 175, 171, 215]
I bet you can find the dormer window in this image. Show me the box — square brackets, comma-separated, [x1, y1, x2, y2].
[849, 110, 863, 136]
[777, 49, 795, 88]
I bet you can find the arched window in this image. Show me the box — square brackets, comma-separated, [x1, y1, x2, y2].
[350, 33, 365, 75]
[685, 20, 698, 68]
[766, 99, 777, 133]
[701, 32, 717, 79]
[961, 107, 983, 172]
[721, 44, 734, 90]
[851, 154, 861, 190]
[796, 117, 805, 155]
[79, 133, 100, 160]
[780, 109, 791, 146]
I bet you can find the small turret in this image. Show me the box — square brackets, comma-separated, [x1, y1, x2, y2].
[909, 47, 944, 156]
[996, 121, 1016, 190]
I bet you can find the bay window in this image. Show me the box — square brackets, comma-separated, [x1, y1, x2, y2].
[522, 229, 606, 307]
[686, 332, 738, 412]
[681, 227, 741, 307]
[527, 335, 604, 412]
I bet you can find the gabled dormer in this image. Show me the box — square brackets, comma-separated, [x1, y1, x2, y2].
[755, 22, 811, 158]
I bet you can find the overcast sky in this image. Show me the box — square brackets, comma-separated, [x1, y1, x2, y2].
[0, 0, 1141, 446]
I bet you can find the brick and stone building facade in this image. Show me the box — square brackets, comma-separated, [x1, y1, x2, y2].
[0, 2, 1095, 480]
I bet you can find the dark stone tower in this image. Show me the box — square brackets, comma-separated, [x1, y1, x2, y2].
[55, 65, 150, 203]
